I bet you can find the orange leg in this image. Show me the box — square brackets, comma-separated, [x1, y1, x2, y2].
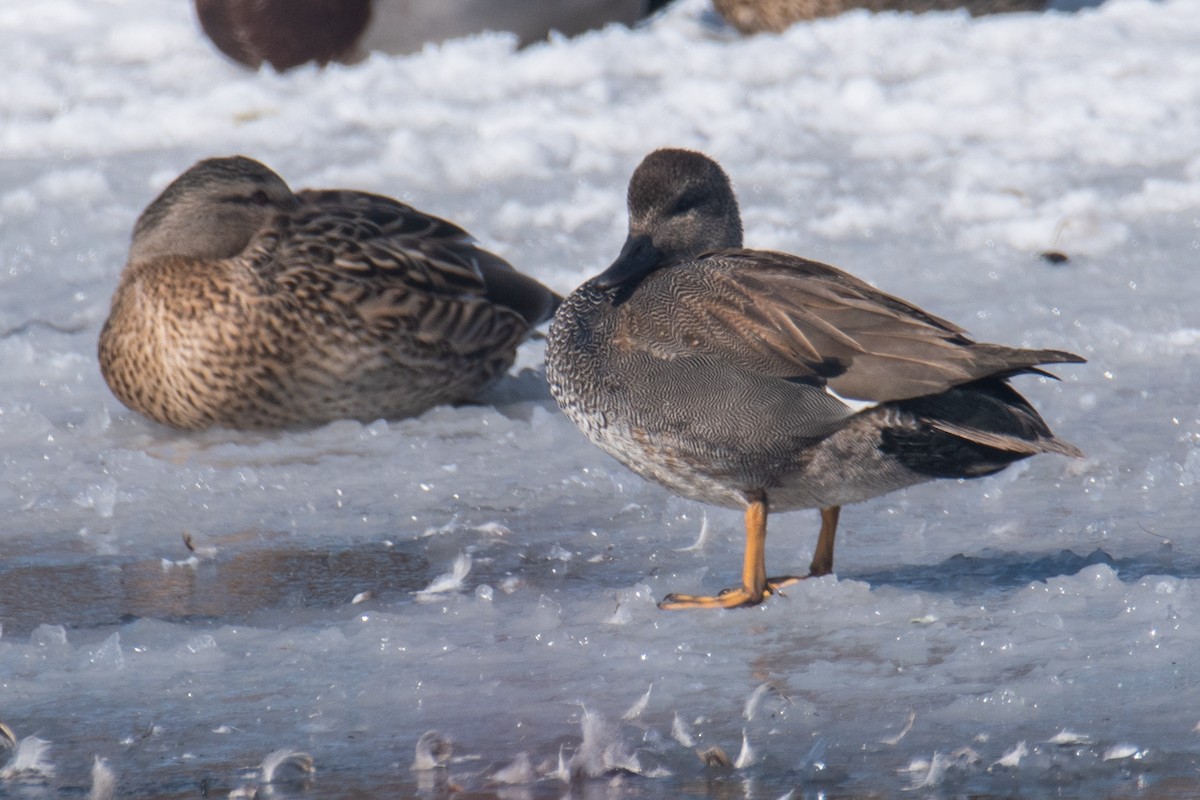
[807, 506, 840, 577]
[659, 503, 842, 611]
[659, 496, 807, 610]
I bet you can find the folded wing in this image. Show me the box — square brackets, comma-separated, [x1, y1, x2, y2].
[614, 250, 1084, 403]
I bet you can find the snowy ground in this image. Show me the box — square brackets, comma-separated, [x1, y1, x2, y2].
[1, 0, 1199, 797]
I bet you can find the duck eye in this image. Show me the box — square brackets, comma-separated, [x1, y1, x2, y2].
[249, 189, 272, 205]
[669, 190, 704, 216]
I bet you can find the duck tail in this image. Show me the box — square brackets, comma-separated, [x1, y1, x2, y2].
[980, 346, 1087, 382]
[927, 419, 1084, 459]
[880, 375, 1082, 479]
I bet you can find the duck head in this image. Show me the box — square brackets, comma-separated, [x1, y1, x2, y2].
[129, 156, 299, 265]
[591, 148, 744, 292]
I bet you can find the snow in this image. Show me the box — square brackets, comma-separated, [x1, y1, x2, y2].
[1, 0, 1198, 797]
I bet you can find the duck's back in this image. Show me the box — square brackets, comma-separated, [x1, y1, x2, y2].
[547, 249, 1080, 511]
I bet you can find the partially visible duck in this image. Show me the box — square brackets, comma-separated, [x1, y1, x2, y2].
[713, 0, 1046, 34]
[546, 148, 1083, 609]
[99, 155, 559, 430]
[194, 0, 673, 71]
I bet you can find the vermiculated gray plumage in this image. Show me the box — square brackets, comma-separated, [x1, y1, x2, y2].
[545, 147, 1083, 609]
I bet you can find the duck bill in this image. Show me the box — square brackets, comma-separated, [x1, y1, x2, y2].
[588, 234, 661, 291]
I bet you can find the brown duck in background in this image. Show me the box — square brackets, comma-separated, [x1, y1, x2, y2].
[714, 0, 1046, 33]
[99, 156, 559, 430]
[546, 148, 1083, 610]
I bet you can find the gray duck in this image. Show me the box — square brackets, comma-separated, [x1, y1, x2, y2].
[100, 156, 559, 430]
[545, 148, 1083, 610]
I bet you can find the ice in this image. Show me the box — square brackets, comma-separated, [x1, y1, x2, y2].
[0, 737, 55, 783]
[1, 0, 1199, 796]
[259, 748, 316, 783]
[491, 749, 537, 784]
[86, 756, 116, 800]
[992, 740, 1028, 769]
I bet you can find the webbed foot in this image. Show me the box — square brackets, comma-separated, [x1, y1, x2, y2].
[657, 574, 804, 610]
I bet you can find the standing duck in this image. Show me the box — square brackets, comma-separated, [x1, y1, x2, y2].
[99, 156, 559, 430]
[546, 148, 1083, 610]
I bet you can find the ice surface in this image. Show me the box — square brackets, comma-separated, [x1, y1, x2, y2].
[1, 0, 1199, 797]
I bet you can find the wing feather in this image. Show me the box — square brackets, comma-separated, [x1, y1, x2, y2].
[614, 250, 1084, 402]
[287, 189, 492, 296]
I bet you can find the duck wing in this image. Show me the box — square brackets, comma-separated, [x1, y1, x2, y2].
[270, 190, 556, 347]
[615, 250, 1084, 403]
[290, 190, 491, 281]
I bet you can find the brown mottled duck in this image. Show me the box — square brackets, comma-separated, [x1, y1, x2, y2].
[100, 156, 559, 430]
[713, 0, 1047, 35]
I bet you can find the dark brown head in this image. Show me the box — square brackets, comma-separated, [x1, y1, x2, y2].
[130, 156, 298, 265]
[591, 148, 744, 292]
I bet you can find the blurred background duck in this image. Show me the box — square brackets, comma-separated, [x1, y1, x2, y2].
[194, 0, 673, 71]
[99, 156, 559, 430]
[546, 148, 1083, 610]
[713, 0, 1048, 33]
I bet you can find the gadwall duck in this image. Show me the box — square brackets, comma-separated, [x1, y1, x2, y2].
[714, 0, 1046, 34]
[195, 0, 672, 71]
[545, 148, 1083, 610]
[100, 156, 559, 430]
